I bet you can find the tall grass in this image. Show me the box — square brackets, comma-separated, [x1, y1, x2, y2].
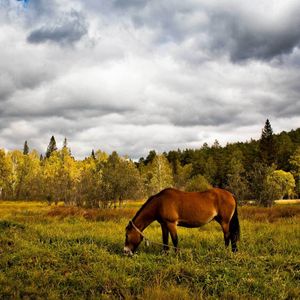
[0, 201, 299, 299]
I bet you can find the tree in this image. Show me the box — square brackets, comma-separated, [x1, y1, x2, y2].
[144, 150, 157, 165]
[0, 149, 12, 199]
[42, 151, 61, 204]
[62, 137, 71, 156]
[185, 175, 212, 192]
[17, 151, 43, 200]
[142, 154, 173, 196]
[45, 136, 57, 158]
[75, 156, 101, 208]
[101, 152, 143, 207]
[174, 161, 192, 190]
[276, 132, 294, 170]
[23, 141, 29, 155]
[289, 146, 300, 197]
[203, 156, 217, 184]
[267, 170, 295, 199]
[259, 119, 276, 165]
[91, 149, 96, 160]
[226, 150, 248, 201]
[248, 162, 277, 207]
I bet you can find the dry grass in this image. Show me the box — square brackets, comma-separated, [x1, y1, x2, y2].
[240, 205, 300, 222]
[47, 206, 136, 222]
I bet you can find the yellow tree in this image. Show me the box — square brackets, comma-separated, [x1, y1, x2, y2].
[0, 149, 12, 199]
[267, 170, 295, 199]
[42, 151, 62, 204]
[18, 150, 42, 199]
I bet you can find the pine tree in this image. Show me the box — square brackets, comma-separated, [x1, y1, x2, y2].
[45, 136, 57, 158]
[259, 119, 276, 165]
[91, 149, 96, 160]
[23, 140, 29, 155]
[63, 137, 68, 149]
[62, 137, 71, 157]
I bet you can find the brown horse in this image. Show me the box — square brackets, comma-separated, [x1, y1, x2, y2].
[124, 188, 240, 255]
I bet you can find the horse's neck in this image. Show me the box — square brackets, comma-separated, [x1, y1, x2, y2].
[133, 201, 156, 231]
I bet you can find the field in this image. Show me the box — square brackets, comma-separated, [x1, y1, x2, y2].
[0, 201, 299, 299]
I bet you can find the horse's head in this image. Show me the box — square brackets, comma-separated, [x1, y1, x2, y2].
[124, 221, 143, 256]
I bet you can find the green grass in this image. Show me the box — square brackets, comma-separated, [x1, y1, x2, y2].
[0, 202, 299, 299]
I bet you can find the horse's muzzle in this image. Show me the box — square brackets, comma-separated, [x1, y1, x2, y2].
[123, 246, 133, 257]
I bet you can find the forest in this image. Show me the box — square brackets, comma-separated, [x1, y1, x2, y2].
[1, 119, 300, 207]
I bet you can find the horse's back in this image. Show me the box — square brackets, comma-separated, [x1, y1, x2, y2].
[155, 188, 236, 226]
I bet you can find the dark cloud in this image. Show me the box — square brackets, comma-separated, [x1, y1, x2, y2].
[209, 9, 300, 62]
[27, 10, 87, 45]
[113, 0, 149, 10]
[113, 1, 300, 62]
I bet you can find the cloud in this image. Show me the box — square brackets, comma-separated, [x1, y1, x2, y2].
[1, 0, 300, 159]
[27, 10, 88, 45]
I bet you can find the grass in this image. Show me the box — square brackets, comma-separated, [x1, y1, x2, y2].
[0, 201, 299, 299]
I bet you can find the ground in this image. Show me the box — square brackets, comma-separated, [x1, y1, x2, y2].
[0, 201, 299, 299]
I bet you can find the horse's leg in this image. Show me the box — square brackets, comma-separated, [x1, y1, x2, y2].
[161, 223, 169, 252]
[220, 222, 230, 248]
[166, 222, 178, 252]
[230, 236, 238, 253]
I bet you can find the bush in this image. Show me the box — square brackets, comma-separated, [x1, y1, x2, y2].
[185, 175, 212, 192]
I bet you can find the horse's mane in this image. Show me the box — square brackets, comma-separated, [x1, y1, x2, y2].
[131, 188, 175, 223]
[132, 195, 156, 222]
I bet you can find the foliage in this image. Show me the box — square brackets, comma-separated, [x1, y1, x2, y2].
[141, 154, 173, 196]
[248, 163, 277, 207]
[267, 170, 295, 199]
[289, 146, 300, 196]
[259, 119, 277, 165]
[1, 122, 300, 206]
[45, 136, 57, 158]
[185, 175, 212, 192]
[226, 150, 248, 201]
[101, 152, 143, 207]
[23, 140, 29, 155]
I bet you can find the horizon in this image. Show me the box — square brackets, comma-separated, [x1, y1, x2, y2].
[2, 123, 298, 161]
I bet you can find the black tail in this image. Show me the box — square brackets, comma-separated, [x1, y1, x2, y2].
[229, 199, 240, 251]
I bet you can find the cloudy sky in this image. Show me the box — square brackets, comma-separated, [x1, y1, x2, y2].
[1, 0, 300, 159]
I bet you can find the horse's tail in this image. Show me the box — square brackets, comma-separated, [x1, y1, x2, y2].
[229, 196, 240, 243]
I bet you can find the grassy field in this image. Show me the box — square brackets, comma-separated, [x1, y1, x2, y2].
[0, 201, 299, 299]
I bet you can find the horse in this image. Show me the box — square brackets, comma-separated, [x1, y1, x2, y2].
[124, 187, 240, 256]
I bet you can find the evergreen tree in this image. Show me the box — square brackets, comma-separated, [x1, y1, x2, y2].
[289, 146, 300, 197]
[259, 119, 276, 165]
[63, 137, 68, 149]
[23, 140, 29, 155]
[61, 137, 71, 158]
[91, 149, 96, 160]
[144, 150, 157, 165]
[45, 136, 57, 158]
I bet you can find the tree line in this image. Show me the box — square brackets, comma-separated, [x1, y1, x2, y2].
[1, 120, 300, 207]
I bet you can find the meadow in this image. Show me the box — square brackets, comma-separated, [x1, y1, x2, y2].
[0, 201, 299, 299]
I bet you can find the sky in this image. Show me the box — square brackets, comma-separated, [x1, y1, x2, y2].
[1, 0, 300, 160]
